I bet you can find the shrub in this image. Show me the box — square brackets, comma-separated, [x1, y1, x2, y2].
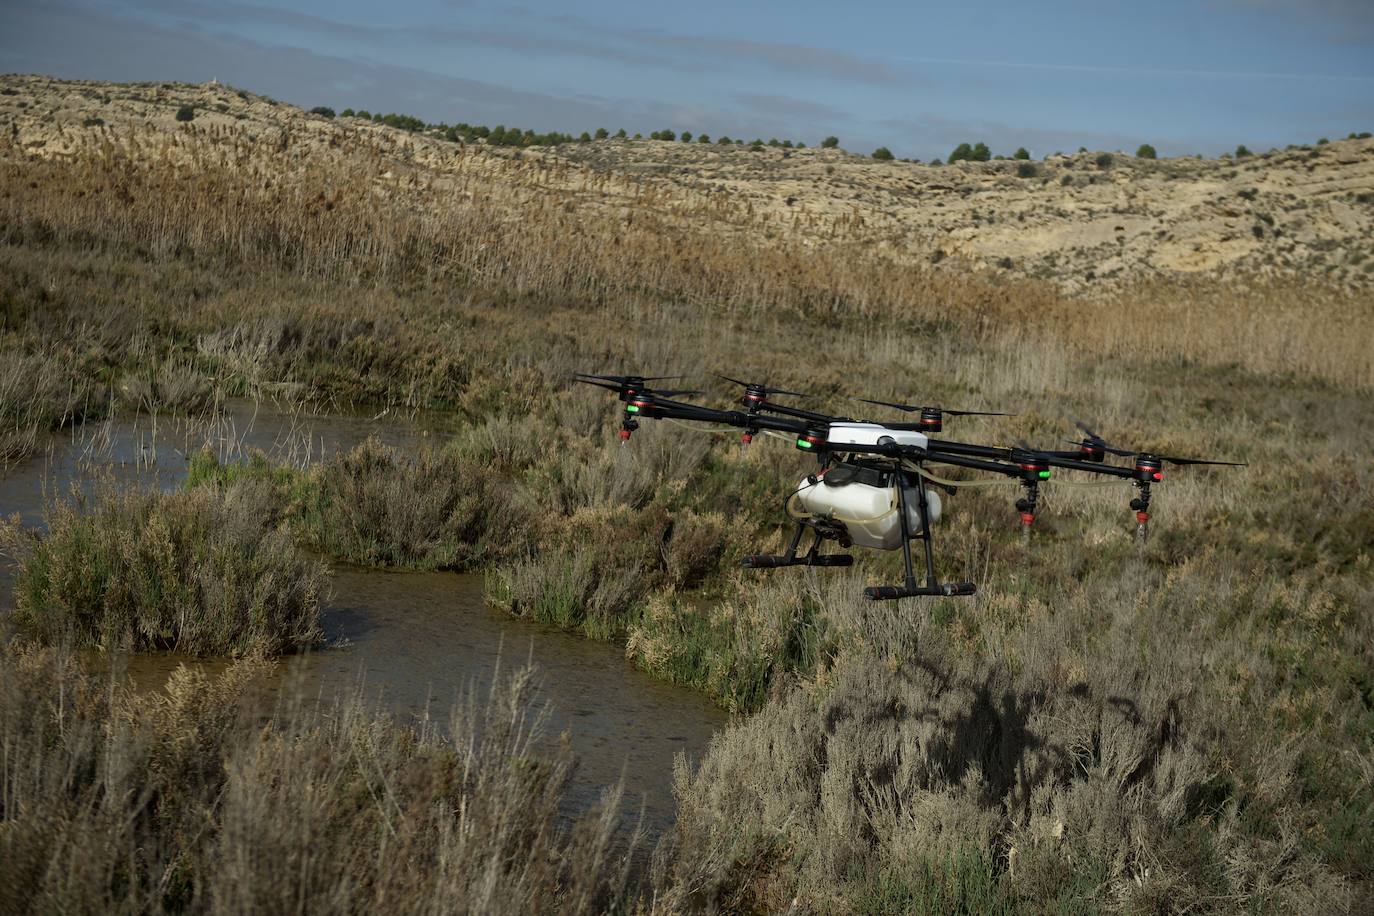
[1016, 161, 1038, 178]
[298, 438, 528, 570]
[340, 108, 354, 117]
[929, 158, 942, 166]
[717, 135, 732, 145]
[594, 127, 608, 139]
[1013, 146, 1030, 160]
[1, 482, 325, 656]
[1317, 137, 1329, 144]
[971, 142, 991, 161]
[1136, 143, 1157, 159]
[579, 132, 591, 142]
[681, 131, 693, 143]
[820, 136, 839, 148]
[698, 133, 710, 143]
[1095, 151, 1114, 169]
[871, 147, 895, 161]
[1235, 144, 1252, 158]
[614, 128, 626, 138]
[658, 129, 676, 142]
[309, 106, 335, 119]
[356, 109, 372, 120]
[949, 143, 973, 162]
[175, 105, 195, 122]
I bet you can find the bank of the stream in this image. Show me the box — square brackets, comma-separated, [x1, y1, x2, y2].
[0, 402, 726, 841]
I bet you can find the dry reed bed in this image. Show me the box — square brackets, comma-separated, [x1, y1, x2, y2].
[2, 131, 1370, 389]
[0, 646, 638, 913]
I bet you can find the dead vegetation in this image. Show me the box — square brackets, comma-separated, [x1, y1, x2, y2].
[0, 74, 1371, 912]
[0, 645, 638, 913]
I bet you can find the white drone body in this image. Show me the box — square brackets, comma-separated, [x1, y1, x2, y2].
[794, 423, 942, 551]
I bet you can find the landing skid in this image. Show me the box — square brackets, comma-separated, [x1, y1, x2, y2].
[865, 461, 975, 600]
[742, 519, 854, 569]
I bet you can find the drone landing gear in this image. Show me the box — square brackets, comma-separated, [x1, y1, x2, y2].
[864, 470, 976, 601]
[742, 522, 854, 569]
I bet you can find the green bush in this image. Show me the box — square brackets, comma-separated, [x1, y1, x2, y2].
[681, 131, 693, 143]
[1013, 147, 1030, 160]
[1235, 144, 1252, 158]
[871, 146, 894, 161]
[1016, 161, 1038, 178]
[594, 127, 608, 139]
[309, 106, 335, 119]
[1137, 143, 1157, 159]
[971, 142, 990, 161]
[821, 136, 839, 148]
[1095, 151, 1114, 169]
[2, 482, 324, 656]
[175, 106, 195, 122]
[698, 133, 711, 143]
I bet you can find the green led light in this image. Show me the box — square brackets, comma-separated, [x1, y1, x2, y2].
[625, 404, 639, 413]
[1038, 470, 1052, 479]
[796, 439, 812, 449]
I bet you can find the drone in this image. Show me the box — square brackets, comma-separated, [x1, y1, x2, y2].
[576, 373, 1244, 601]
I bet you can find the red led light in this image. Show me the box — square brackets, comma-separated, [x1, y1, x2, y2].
[618, 429, 632, 441]
[741, 432, 754, 445]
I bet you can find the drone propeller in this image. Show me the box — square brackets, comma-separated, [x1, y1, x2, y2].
[1066, 419, 1245, 467]
[717, 375, 810, 398]
[856, 397, 1012, 418]
[573, 373, 696, 399]
[855, 397, 1013, 434]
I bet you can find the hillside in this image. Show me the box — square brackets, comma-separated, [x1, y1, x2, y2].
[4, 73, 1373, 294]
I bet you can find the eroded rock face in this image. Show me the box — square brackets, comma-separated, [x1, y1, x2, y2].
[3, 73, 1371, 293]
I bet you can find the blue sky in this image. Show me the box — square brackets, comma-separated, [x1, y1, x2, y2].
[3, 0, 1372, 159]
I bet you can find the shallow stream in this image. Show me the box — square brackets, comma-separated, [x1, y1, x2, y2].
[0, 402, 726, 837]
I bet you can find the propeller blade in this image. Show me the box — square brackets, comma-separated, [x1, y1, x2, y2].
[858, 398, 1011, 417]
[1157, 455, 1247, 467]
[944, 409, 1015, 417]
[856, 397, 917, 413]
[650, 389, 701, 398]
[577, 373, 685, 384]
[574, 377, 624, 391]
[717, 375, 810, 397]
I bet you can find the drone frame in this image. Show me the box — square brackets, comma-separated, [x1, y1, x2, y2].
[577, 374, 1239, 601]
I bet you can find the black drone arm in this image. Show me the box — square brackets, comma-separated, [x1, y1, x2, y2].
[927, 439, 1137, 480]
[755, 401, 852, 424]
[628, 396, 811, 435]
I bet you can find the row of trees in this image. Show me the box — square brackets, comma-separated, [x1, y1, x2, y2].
[315, 107, 1371, 162]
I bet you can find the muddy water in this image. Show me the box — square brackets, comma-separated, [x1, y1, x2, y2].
[0, 402, 727, 837]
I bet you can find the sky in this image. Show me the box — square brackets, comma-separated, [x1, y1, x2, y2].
[3, 0, 1373, 160]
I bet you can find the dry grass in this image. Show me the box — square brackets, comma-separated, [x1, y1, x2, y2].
[1, 122, 1370, 389]
[1, 77, 1372, 913]
[0, 644, 639, 913]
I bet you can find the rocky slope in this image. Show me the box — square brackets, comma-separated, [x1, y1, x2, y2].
[3, 73, 1372, 293]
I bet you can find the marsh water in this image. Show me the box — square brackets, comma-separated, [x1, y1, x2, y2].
[0, 402, 727, 837]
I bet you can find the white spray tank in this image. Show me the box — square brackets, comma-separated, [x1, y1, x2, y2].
[794, 465, 941, 551]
